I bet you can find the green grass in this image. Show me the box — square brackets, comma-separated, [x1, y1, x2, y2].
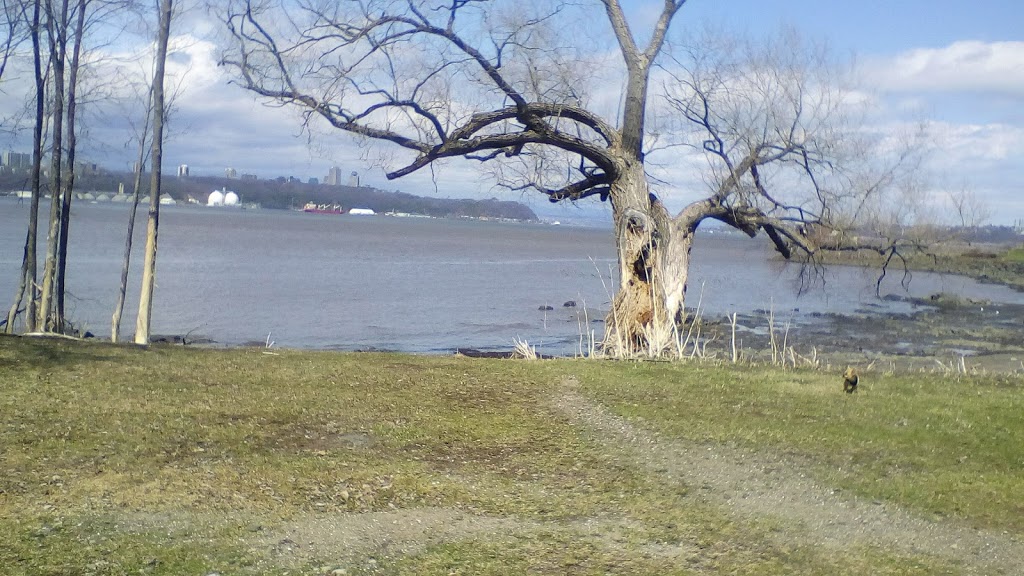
[1000, 245, 1024, 264]
[2, 335, 1020, 574]
[573, 361, 1024, 532]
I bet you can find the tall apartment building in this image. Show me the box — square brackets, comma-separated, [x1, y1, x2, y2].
[2, 151, 31, 170]
[325, 166, 344, 186]
[225, 167, 237, 178]
[177, 164, 189, 177]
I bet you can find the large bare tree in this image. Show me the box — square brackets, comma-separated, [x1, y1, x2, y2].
[221, 1, 927, 357]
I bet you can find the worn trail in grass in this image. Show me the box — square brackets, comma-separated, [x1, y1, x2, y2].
[554, 375, 1023, 575]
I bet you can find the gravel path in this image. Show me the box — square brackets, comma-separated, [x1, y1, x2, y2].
[554, 375, 1024, 575]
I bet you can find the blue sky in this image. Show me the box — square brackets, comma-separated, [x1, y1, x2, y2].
[670, 1, 1024, 122]
[682, 1, 1022, 52]
[1, 1, 1021, 224]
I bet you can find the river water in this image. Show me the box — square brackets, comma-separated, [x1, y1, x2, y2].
[2, 197, 1022, 355]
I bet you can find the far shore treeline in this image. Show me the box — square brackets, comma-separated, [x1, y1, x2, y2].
[0, 169, 539, 221]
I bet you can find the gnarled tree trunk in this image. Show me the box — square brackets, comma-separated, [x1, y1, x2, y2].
[604, 160, 696, 357]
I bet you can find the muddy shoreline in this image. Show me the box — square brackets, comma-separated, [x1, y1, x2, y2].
[695, 293, 1024, 374]
[133, 279, 1024, 373]
[136, 292, 1024, 375]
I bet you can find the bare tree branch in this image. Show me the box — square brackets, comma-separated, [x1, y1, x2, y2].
[222, 0, 621, 194]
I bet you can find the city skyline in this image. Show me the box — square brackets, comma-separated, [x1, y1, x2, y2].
[0, 150, 359, 189]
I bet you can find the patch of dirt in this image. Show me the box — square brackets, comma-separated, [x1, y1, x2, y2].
[259, 507, 671, 572]
[274, 426, 378, 454]
[554, 375, 1024, 575]
[263, 507, 518, 570]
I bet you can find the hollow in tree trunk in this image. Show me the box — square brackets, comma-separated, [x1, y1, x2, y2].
[603, 161, 695, 357]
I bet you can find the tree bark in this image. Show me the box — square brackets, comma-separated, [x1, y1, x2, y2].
[603, 159, 694, 356]
[112, 100, 151, 343]
[135, 0, 172, 345]
[37, 0, 69, 332]
[53, 0, 86, 330]
[599, 2, 697, 357]
[5, 0, 44, 333]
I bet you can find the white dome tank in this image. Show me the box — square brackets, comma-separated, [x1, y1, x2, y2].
[207, 190, 225, 205]
[224, 191, 240, 205]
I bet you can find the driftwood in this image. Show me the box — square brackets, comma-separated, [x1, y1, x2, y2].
[23, 331, 87, 341]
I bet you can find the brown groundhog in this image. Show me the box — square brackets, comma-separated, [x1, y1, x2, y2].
[843, 367, 859, 394]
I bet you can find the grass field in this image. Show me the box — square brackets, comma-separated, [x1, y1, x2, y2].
[1, 335, 1022, 575]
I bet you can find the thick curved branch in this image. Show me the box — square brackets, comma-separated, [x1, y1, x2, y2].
[450, 104, 619, 148]
[224, 2, 626, 182]
[385, 128, 611, 180]
[223, 0, 628, 184]
[691, 201, 921, 289]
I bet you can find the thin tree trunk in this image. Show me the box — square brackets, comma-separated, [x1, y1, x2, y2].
[54, 0, 86, 331]
[135, 0, 172, 345]
[112, 93, 152, 342]
[5, 0, 44, 333]
[37, 0, 69, 332]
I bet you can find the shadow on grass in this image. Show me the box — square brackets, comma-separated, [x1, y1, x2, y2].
[0, 333, 131, 370]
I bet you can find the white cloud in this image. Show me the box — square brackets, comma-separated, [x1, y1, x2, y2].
[851, 42, 1024, 224]
[929, 121, 1022, 163]
[924, 121, 1024, 224]
[864, 41, 1024, 97]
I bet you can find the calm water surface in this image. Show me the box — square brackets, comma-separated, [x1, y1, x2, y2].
[2, 197, 1022, 355]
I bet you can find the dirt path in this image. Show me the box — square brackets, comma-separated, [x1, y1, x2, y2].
[261, 506, 687, 573]
[263, 508, 526, 571]
[553, 375, 1023, 575]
